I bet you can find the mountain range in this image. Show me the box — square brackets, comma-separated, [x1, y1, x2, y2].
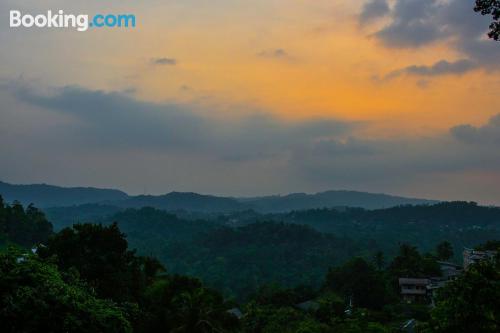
[0, 180, 438, 212]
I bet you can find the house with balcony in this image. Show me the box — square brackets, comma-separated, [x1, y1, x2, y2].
[398, 278, 430, 303]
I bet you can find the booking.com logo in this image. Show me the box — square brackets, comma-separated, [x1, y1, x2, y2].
[9, 10, 136, 32]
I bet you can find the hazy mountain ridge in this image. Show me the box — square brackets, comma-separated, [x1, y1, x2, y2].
[239, 190, 438, 212]
[105, 192, 247, 212]
[1, 180, 437, 212]
[0, 181, 128, 208]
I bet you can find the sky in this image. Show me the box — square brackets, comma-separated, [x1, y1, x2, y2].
[1, 0, 500, 204]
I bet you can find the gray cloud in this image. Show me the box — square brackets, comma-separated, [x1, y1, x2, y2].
[290, 119, 500, 198]
[386, 59, 478, 79]
[151, 58, 177, 65]
[374, 0, 443, 48]
[1, 81, 353, 161]
[2, 80, 500, 203]
[451, 114, 500, 145]
[367, 0, 500, 77]
[359, 0, 390, 25]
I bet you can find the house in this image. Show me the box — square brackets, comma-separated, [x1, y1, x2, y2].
[463, 248, 497, 270]
[398, 278, 430, 303]
[437, 261, 463, 280]
[399, 259, 467, 305]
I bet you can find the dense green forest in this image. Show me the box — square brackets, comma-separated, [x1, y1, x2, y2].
[275, 202, 500, 259]
[47, 207, 364, 300]
[43, 201, 500, 300]
[1, 199, 499, 332]
[46, 202, 500, 257]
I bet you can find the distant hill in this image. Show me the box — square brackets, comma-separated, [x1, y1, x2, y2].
[107, 192, 246, 213]
[239, 190, 438, 212]
[0, 181, 437, 212]
[0, 181, 128, 208]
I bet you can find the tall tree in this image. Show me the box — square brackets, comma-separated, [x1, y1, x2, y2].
[436, 241, 454, 261]
[0, 248, 131, 333]
[475, 0, 500, 40]
[374, 251, 385, 270]
[430, 258, 499, 333]
[142, 276, 239, 333]
[37, 223, 162, 302]
[324, 257, 394, 310]
[389, 244, 441, 278]
[0, 199, 52, 247]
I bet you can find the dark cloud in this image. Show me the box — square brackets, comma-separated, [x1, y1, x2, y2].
[151, 58, 177, 65]
[2, 81, 353, 161]
[2, 80, 500, 202]
[451, 114, 500, 145]
[367, 0, 500, 77]
[359, 0, 390, 25]
[374, 0, 443, 48]
[386, 59, 477, 79]
[291, 118, 500, 194]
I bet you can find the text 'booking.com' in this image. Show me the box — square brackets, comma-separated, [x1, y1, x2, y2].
[9, 10, 136, 32]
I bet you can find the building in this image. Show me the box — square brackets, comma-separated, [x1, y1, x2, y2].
[398, 278, 430, 303]
[437, 261, 463, 280]
[463, 248, 497, 270]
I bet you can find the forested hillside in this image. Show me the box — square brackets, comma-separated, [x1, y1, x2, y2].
[1, 200, 499, 332]
[276, 202, 500, 258]
[0, 196, 52, 248]
[241, 190, 438, 212]
[64, 207, 362, 300]
[47, 202, 497, 300]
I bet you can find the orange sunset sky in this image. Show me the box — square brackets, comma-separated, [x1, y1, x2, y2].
[1, 0, 500, 204]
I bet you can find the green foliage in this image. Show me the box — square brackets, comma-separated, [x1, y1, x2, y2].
[315, 292, 346, 324]
[389, 244, 441, 279]
[249, 284, 316, 308]
[429, 259, 500, 333]
[436, 241, 453, 261]
[3, 200, 497, 332]
[44, 204, 122, 231]
[324, 258, 395, 310]
[142, 276, 239, 332]
[0, 248, 132, 333]
[475, 0, 500, 41]
[0, 196, 53, 247]
[174, 222, 360, 300]
[242, 304, 329, 333]
[91, 209, 362, 301]
[28, 221, 236, 333]
[277, 202, 500, 260]
[476, 240, 500, 251]
[331, 319, 392, 333]
[38, 222, 162, 302]
[45, 202, 500, 296]
[373, 251, 385, 270]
